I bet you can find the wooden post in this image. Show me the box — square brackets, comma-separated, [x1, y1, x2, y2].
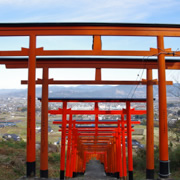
[146, 68, 154, 179]
[83, 151, 86, 172]
[40, 67, 49, 178]
[95, 68, 101, 81]
[27, 35, 36, 177]
[60, 101, 67, 180]
[104, 151, 108, 172]
[71, 121, 76, 177]
[157, 36, 170, 178]
[121, 114, 127, 178]
[66, 111, 73, 177]
[126, 102, 133, 180]
[72, 127, 78, 177]
[118, 123, 123, 179]
[116, 130, 120, 178]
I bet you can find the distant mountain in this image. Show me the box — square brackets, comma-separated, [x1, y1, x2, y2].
[0, 89, 27, 97]
[0, 84, 178, 99]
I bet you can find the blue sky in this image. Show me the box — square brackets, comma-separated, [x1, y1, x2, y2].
[0, 0, 180, 88]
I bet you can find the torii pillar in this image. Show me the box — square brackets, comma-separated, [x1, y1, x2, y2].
[40, 67, 49, 178]
[126, 101, 133, 180]
[146, 68, 154, 179]
[60, 101, 68, 180]
[157, 36, 170, 179]
[26, 35, 36, 177]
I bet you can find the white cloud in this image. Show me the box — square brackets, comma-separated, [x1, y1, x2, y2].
[1, 0, 180, 23]
[0, 0, 61, 6]
[2, 1, 146, 22]
[14, 0, 180, 23]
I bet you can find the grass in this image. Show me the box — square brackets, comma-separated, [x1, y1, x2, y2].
[133, 144, 180, 180]
[0, 141, 26, 180]
[0, 140, 61, 180]
[132, 124, 180, 180]
[0, 140, 26, 149]
[0, 113, 61, 179]
[133, 124, 178, 146]
[0, 113, 61, 144]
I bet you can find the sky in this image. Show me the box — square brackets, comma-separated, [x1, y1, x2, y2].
[0, 0, 180, 89]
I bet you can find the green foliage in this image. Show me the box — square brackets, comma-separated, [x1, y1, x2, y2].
[0, 141, 26, 179]
[0, 140, 26, 149]
[141, 119, 146, 125]
[133, 147, 160, 172]
[49, 152, 60, 163]
[133, 144, 180, 178]
[20, 107, 27, 112]
[133, 148, 146, 171]
[169, 120, 180, 141]
[169, 144, 180, 172]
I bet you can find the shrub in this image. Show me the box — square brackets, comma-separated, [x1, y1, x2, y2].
[133, 145, 180, 175]
[169, 145, 180, 172]
[49, 152, 60, 163]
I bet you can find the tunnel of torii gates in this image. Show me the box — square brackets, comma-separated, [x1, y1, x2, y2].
[0, 22, 180, 180]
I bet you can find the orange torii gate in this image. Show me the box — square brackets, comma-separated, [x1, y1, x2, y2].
[18, 67, 171, 180]
[0, 22, 180, 180]
[44, 98, 146, 179]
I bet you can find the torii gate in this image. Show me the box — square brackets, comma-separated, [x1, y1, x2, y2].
[25, 70, 172, 180]
[45, 98, 146, 180]
[0, 22, 180, 180]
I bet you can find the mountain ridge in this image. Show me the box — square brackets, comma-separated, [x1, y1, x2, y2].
[0, 84, 177, 99]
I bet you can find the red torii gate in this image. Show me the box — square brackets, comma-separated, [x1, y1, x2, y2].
[20, 62, 173, 180]
[43, 98, 146, 179]
[0, 22, 180, 180]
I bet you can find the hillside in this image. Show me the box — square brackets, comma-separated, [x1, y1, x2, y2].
[0, 84, 177, 99]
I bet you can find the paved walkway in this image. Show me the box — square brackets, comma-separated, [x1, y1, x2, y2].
[18, 160, 116, 180]
[69, 160, 116, 180]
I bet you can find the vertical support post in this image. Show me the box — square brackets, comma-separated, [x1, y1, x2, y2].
[157, 36, 170, 178]
[118, 122, 123, 179]
[60, 101, 67, 180]
[95, 68, 101, 81]
[95, 102, 98, 150]
[72, 126, 78, 177]
[110, 141, 113, 175]
[146, 69, 154, 180]
[112, 137, 116, 176]
[27, 35, 36, 177]
[121, 114, 127, 179]
[106, 146, 111, 176]
[83, 151, 86, 172]
[93, 35, 101, 53]
[72, 121, 77, 177]
[66, 111, 73, 178]
[110, 144, 113, 175]
[104, 151, 108, 172]
[40, 67, 49, 178]
[115, 130, 120, 178]
[126, 101, 133, 180]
